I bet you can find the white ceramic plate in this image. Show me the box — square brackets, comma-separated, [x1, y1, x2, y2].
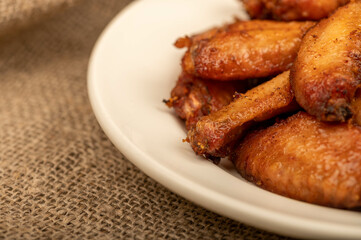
[88, 0, 361, 238]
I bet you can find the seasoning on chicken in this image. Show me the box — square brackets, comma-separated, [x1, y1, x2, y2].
[187, 71, 299, 159]
[290, 0, 361, 122]
[176, 20, 314, 81]
[231, 111, 361, 208]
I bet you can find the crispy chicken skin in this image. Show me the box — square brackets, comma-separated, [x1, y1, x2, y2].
[242, 0, 349, 21]
[231, 111, 361, 208]
[352, 89, 361, 126]
[174, 20, 305, 48]
[165, 72, 246, 130]
[290, 0, 361, 122]
[187, 71, 299, 159]
[176, 20, 314, 81]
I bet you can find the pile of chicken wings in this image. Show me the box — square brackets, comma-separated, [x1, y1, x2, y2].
[165, 0, 361, 208]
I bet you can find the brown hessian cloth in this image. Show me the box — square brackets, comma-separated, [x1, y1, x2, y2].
[0, 0, 293, 239]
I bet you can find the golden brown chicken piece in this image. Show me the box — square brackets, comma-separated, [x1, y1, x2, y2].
[174, 20, 306, 48]
[176, 20, 314, 81]
[242, 0, 349, 21]
[187, 71, 299, 159]
[290, 1, 361, 122]
[165, 72, 246, 130]
[231, 111, 361, 208]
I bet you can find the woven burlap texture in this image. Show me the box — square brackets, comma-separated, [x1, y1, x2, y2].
[0, 0, 80, 38]
[0, 0, 293, 239]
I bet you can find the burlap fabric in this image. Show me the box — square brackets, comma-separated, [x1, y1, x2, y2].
[0, 1, 293, 239]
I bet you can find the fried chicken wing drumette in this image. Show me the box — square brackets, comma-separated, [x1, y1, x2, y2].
[165, 72, 246, 130]
[242, 0, 349, 21]
[187, 71, 299, 159]
[290, 0, 361, 122]
[176, 20, 314, 81]
[231, 111, 361, 208]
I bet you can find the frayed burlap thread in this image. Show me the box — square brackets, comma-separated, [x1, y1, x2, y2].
[0, 0, 292, 239]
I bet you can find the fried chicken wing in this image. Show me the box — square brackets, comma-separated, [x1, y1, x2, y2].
[165, 72, 246, 130]
[187, 71, 299, 159]
[231, 111, 361, 208]
[290, 1, 361, 122]
[177, 20, 314, 81]
[242, 0, 349, 21]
